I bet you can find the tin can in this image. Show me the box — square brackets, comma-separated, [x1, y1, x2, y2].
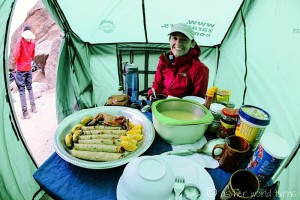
[235, 105, 271, 150]
[246, 133, 290, 186]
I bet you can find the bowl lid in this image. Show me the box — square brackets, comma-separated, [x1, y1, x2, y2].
[152, 99, 213, 125]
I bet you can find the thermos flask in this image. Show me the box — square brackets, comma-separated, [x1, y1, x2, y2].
[125, 63, 139, 103]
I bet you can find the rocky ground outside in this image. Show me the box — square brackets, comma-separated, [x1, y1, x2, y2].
[12, 87, 57, 167]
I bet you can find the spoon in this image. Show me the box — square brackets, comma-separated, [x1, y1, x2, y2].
[183, 183, 201, 200]
[151, 87, 157, 99]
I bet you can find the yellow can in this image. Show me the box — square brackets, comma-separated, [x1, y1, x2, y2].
[235, 105, 271, 145]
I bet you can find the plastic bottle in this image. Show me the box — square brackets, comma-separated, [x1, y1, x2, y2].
[125, 63, 139, 103]
[204, 89, 214, 109]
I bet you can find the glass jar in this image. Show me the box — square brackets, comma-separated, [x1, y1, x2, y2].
[207, 103, 225, 135]
[217, 108, 239, 138]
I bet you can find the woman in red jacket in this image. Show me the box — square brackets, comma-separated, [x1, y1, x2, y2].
[14, 25, 37, 119]
[148, 23, 209, 99]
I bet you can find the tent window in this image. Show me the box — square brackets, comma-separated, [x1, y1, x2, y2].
[117, 45, 169, 96]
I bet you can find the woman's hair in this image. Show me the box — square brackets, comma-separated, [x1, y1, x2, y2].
[23, 25, 32, 31]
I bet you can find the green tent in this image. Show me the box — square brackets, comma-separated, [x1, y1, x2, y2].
[1, 0, 299, 199]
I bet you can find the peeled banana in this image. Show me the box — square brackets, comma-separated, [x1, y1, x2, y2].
[73, 130, 83, 143]
[80, 116, 94, 126]
[71, 124, 83, 133]
[65, 132, 73, 148]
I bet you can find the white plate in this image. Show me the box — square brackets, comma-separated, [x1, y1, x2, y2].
[53, 106, 155, 169]
[117, 155, 216, 200]
[182, 96, 205, 105]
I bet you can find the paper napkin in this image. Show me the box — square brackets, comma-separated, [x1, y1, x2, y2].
[172, 137, 220, 169]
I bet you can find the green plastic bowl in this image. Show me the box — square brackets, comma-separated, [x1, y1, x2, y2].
[152, 99, 213, 126]
[152, 99, 213, 145]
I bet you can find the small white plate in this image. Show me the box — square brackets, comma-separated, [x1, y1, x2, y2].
[117, 155, 216, 200]
[182, 96, 205, 105]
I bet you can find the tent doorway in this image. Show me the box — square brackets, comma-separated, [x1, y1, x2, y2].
[8, 0, 61, 166]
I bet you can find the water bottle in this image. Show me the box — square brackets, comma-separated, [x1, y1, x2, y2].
[125, 63, 139, 103]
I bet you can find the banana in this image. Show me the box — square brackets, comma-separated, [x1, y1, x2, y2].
[73, 130, 83, 143]
[71, 124, 83, 133]
[80, 116, 94, 126]
[65, 132, 73, 148]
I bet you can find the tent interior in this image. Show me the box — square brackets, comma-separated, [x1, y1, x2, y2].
[1, 0, 299, 199]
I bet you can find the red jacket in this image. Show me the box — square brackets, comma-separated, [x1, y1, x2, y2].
[14, 37, 35, 72]
[148, 45, 209, 98]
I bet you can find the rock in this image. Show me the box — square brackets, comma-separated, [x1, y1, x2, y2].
[32, 82, 48, 92]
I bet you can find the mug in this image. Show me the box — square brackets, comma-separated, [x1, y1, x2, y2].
[212, 135, 250, 172]
[218, 169, 260, 200]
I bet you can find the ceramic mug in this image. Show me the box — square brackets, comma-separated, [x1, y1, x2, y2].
[218, 169, 260, 200]
[212, 135, 250, 172]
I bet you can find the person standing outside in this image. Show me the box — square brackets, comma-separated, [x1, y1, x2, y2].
[148, 23, 209, 99]
[13, 25, 37, 119]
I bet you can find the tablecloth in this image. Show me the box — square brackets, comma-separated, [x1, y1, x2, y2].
[33, 133, 231, 200]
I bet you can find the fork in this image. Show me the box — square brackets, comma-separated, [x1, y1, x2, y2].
[173, 176, 185, 200]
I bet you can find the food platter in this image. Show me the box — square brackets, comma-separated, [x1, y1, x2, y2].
[54, 106, 155, 169]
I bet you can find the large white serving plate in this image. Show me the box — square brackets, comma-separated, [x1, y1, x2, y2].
[54, 106, 155, 169]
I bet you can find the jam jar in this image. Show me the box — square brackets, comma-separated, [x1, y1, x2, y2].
[217, 107, 239, 138]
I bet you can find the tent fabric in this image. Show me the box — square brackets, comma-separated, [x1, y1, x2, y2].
[0, 0, 299, 199]
[53, 0, 244, 45]
[44, 0, 300, 197]
[0, 0, 43, 199]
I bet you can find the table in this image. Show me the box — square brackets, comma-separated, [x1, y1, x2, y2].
[33, 133, 232, 200]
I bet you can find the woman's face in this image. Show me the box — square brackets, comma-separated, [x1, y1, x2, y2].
[169, 32, 195, 57]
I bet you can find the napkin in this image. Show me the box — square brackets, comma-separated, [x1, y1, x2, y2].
[172, 137, 220, 169]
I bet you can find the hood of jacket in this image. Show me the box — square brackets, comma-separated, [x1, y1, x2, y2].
[21, 30, 36, 41]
